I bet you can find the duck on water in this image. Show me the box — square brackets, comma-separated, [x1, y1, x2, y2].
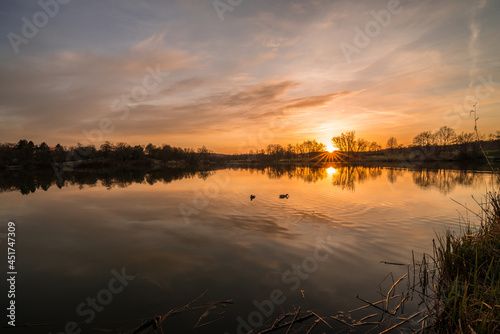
[249, 194, 289, 200]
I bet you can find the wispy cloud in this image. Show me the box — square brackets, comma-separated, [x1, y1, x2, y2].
[468, 0, 487, 87]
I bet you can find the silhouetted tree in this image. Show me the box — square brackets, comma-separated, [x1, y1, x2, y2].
[196, 145, 213, 163]
[369, 141, 382, 153]
[413, 131, 434, 147]
[435, 126, 455, 146]
[355, 138, 369, 153]
[456, 132, 475, 159]
[332, 131, 356, 153]
[35, 142, 52, 166]
[386, 137, 399, 152]
[436, 126, 456, 156]
[100, 141, 113, 159]
[332, 131, 369, 156]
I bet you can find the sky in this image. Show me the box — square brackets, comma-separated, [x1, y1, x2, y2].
[0, 0, 499, 153]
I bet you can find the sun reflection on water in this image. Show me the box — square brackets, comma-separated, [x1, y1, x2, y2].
[326, 167, 338, 175]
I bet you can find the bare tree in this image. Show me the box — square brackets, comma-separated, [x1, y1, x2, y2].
[355, 138, 369, 152]
[456, 131, 475, 159]
[369, 141, 382, 152]
[456, 132, 475, 145]
[331, 131, 356, 154]
[436, 126, 456, 147]
[386, 137, 399, 151]
[413, 131, 434, 147]
[332, 131, 355, 153]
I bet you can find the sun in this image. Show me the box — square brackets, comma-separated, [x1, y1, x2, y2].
[326, 167, 338, 175]
[325, 144, 338, 153]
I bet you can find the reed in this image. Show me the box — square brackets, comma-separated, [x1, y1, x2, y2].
[330, 191, 500, 333]
[428, 191, 500, 333]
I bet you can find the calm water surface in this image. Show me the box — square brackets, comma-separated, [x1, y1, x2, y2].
[0, 166, 495, 333]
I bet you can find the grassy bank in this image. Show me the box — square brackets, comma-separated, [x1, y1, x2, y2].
[428, 191, 500, 333]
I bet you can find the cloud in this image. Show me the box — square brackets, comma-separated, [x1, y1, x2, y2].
[58, 80, 351, 151]
[159, 77, 211, 96]
[468, 0, 487, 87]
[50, 40, 198, 75]
[285, 91, 350, 109]
[0, 0, 499, 151]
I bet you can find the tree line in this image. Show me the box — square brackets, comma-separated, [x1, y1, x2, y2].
[331, 131, 382, 153]
[242, 140, 326, 161]
[329, 127, 499, 160]
[1, 126, 498, 168]
[0, 140, 215, 168]
[242, 127, 498, 161]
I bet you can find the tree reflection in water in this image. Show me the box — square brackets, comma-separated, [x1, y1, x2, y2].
[411, 168, 491, 195]
[0, 165, 496, 195]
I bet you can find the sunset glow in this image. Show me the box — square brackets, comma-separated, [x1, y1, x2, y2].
[326, 144, 339, 153]
[1, 1, 499, 153]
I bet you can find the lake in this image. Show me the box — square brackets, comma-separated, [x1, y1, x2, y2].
[0, 165, 496, 333]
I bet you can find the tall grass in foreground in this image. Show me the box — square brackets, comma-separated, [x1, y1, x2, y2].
[428, 191, 500, 333]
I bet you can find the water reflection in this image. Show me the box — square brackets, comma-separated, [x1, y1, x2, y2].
[412, 168, 488, 194]
[0, 165, 496, 195]
[0, 168, 201, 195]
[387, 168, 404, 184]
[331, 166, 382, 190]
[0, 164, 497, 333]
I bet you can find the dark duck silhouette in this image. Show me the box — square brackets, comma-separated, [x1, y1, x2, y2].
[279, 194, 289, 199]
[250, 195, 255, 201]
